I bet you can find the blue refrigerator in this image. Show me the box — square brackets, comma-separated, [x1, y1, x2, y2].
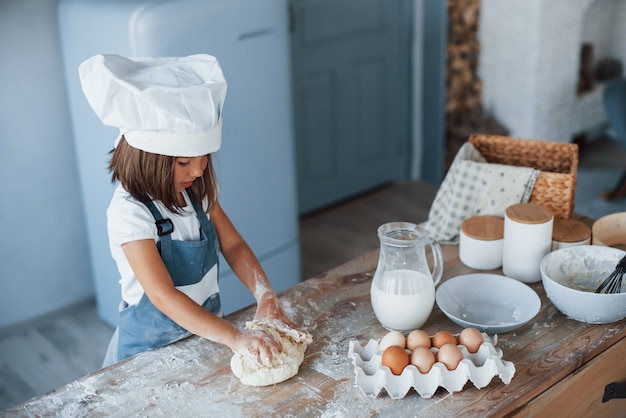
[58, 0, 300, 327]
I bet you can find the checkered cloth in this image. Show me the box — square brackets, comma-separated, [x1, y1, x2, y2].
[421, 142, 540, 243]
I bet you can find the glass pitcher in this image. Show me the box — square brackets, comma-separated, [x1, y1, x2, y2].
[370, 222, 443, 332]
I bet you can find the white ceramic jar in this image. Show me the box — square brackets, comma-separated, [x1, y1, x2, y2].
[459, 216, 504, 270]
[502, 203, 554, 283]
[551, 217, 591, 250]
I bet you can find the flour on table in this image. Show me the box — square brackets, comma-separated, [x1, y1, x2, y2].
[230, 321, 313, 386]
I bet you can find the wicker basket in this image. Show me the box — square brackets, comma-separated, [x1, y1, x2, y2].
[468, 134, 579, 218]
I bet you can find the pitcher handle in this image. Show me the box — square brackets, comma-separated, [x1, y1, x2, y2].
[427, 237, 443, 286]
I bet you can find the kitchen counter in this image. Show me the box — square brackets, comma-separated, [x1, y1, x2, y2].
[4, 245, 625, 417]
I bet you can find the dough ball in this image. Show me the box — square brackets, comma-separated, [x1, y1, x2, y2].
[230, 321, 313, 386]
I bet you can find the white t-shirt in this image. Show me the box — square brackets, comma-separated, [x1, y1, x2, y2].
[107, 184, 220, 306]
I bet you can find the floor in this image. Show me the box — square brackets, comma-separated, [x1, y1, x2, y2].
[573, 135, 626, 220]
[1, 137, 626, 411]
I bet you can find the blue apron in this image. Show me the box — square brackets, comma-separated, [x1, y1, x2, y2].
[113, 197, 222, 362]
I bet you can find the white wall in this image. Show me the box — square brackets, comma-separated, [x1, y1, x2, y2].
[479, 0, 625, 143]
[0, 0, 93, 329]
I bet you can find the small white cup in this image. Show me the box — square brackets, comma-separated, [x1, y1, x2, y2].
[460, 216, 504, 270]
[502, 203, 554, 283]
[551, 217, 591, 250]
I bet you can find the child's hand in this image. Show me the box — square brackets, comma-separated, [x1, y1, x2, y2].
[254, 292, 297, 330]
[233, 328, 282, 367]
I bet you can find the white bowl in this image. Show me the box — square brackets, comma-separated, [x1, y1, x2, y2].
[435, 273, 541, 333]
[592, 212, 626, 250]
[540, 245, 626, 324]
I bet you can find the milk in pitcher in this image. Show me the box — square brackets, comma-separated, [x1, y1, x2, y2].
[371, 269, 435, 332]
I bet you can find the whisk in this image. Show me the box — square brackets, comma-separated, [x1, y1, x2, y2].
[595, 254, 626, 294]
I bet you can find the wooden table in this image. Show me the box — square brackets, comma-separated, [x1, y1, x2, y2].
[5, 245, 625, 417]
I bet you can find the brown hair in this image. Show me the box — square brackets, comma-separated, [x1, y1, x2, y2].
[109, 136, 218, 214]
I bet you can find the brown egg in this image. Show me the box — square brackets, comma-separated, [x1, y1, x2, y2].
[437, 343, 464, 371]
[432, 331, 457, 348]
[406, 329, 431, 350]
[381, 345, 410, 375]
[410, 347, 436, 374]
[458, 327, 484, 353]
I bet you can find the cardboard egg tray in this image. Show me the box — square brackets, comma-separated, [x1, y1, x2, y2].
[348, 334, 515, 399]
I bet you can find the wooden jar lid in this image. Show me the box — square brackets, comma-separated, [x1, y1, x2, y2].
[552, 218, 591, 243]
[461, 216, 504, 241]
[505, 203, 553, 224]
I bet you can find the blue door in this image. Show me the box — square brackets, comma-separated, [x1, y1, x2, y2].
[290, 0, 413, 214]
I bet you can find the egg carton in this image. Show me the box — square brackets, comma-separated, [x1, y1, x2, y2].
[348, 335, 515, 399]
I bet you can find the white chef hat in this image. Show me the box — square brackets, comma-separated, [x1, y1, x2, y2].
[78, 54, 227, 156]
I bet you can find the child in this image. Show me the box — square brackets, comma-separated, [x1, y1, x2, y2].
[78, 54, 297, 367]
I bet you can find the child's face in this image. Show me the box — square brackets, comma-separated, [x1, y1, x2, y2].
[174, 155, 208, 194]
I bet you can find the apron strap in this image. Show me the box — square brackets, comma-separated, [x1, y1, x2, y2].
[189, 197, 212, 232]
[189, 197, 221, 264]
[140, 197, 174, 237]
[139, 197, 175, 269]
